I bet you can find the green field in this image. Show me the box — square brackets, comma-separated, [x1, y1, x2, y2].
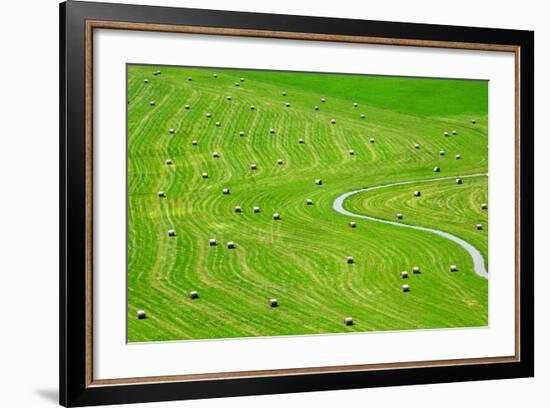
[127, 65, 489, 342]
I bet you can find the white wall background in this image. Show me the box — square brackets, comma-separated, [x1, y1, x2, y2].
[0, 0, 544, 407]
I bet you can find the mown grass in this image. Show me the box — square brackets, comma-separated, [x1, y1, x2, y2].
[127, 64, 488, 342]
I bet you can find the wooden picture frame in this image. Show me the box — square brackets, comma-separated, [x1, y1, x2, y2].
[60, 1, 534, 406]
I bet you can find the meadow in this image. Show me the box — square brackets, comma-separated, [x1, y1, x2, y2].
[127, 65, 488, 342]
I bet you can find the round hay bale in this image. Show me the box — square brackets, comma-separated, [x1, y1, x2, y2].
[269, 298, 278, 307]
[401, 284, 410, 292]
[471, 119, 477, 124]
[396, 213, 403, 220]
[253, 206, 261, 213]
[187, 76, 192, 81]
[169, 128, 175, 134]
[439, 150, 445, 156]
[444, 131, 449, 137]
[481, 203, 488, 210]
[414, 191, 421, 197]
[344, 317, 354, 326]
[370, 138, 375, 143]
[144, 79, 149, 84]
[349, 221, 357, 228]
[206, 113, 212, 118]
[277, 159, 283, 165]
[360, 113, 365, 119]
[475, 223, 483, 230]
[456, 178, 463, 184]
[239, 131, 245, 137]
[285, 102, 291, 107]
[136, 310, 147, 319]
[201, 172, 208, 179]
[192, 140, 198, 146]
[153, 70, 161, 76]
[189, 291, 199, 299]
[281, 91, 287, 96]
[298, 138, 305, 144]
[315, 179, 323, 185]
[226, 96, 232, 101]
[240, 77, 245, 82]
[209, 238, 217, 246]
[412, 266, 421, 274]
[165, 159, 173, 165]
[250, 105, 256, 110]
[349, 149, 355, 155]
[215, 121, 221, 127]
[353, 102, 358, 107]
[158, 191, 166, 198]
[227, 241, 236, 249]
[346, 256, 355, 264]
[250, 163, 257, 170]
[306, 199, 313, 205]
[415, 143, 420, 149]
[400, 271, 409, 279]
[168, 229, 176, 237]
[314, 106, 319, 111]
[321, 98, 326, 103]
[269, 128, 276, 134]
[273, 212, 281, 220]
[149, 101, 156, 106]
[433, 166, 440, 172]
[455, 154, 461, 160]
[212, 151, 220, 158]
[213, 73, 217, 78]
[450, 265, 458, 272]
[452, 130, 457, 135]
[222, 188, 230, 195]
[185, 104, 191, 110]
[234, 206, 242, 213]
[234, 82, 240, 87]
[330, 119, 336, 124]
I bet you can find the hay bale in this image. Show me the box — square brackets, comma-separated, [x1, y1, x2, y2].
[444, 131, 449, 137]
[349, 149, 355, 155]
[227, 241, 236, 249]
[285, 102, 291, 107]
[273, 212, 281, 220]
[215, 121, 221, 127]
[226, 96, 232, 101]
[250, 163, 257, 170]
[165, 159, 173, 165]
[209, 238, 217, 246]
[240, 77, 245, 82]
[455, 154, 461, 160]
[153, 70, 161, 76]
[370, 138, 375, 143]
[253, 206, 261, 213]
[234, 206, 242, 213]
[298, 138, 305, 144]
[206, 113, 212, 118]
[158, 191, 166, 198]
[452, 130, 457, 135]
[250, 105, 256, 110]
[439, 150, 445, 156]
[189, 291, 199, 299]
[415, 143, 420, 149]
[234, 82, 240, 87]
[277, 159, 284, 165]
[412, 266, 421, 274]
[433, 166, 440, 172]
[222, 188, 230, 195]
[346, 256, 355, 264]
[185, 104, 191, 110]
[330, 119, 336, 124]
[481, 203, 488, 210]
[396, 213, 403, 220]
[306, 199, 313, 205]
[400, 271, 409, 279]
[187, 76, 192, 81]
[475, 223, 483, 230]
[414, 191, 421, 197]
[315, 179, 323, 185]
[353, 102, 358, 107]
[344, 317, 354, 326]
[201, 172, 208, 178]
[450, 265, 458, 272]
[269, 298, 278, 307]
[149, 101, 156, 106]
[314, 106, 319, 111]
[192, 140, 198, 146]
[401, 284, 410, 292]
[282, 91, 287, 96]
[213, 73, 218, 78]
[360, 113, 365, 119]
[136, 310, 147, 319]
[456, 178, 463, 184]
[321, 98, 326, 103]
[270, 128, 276, 134]
[144, 79, 149, 84]
[239, 131, 245, 137]
[349, 221, 357, 228]
[168, 229, 176, 237]
[212, 151, 220, 158]
[168, 128, 175, 134]
[471, 119, 477, 124]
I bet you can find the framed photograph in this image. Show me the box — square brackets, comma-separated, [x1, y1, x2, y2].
[60, 1, 534, 406]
